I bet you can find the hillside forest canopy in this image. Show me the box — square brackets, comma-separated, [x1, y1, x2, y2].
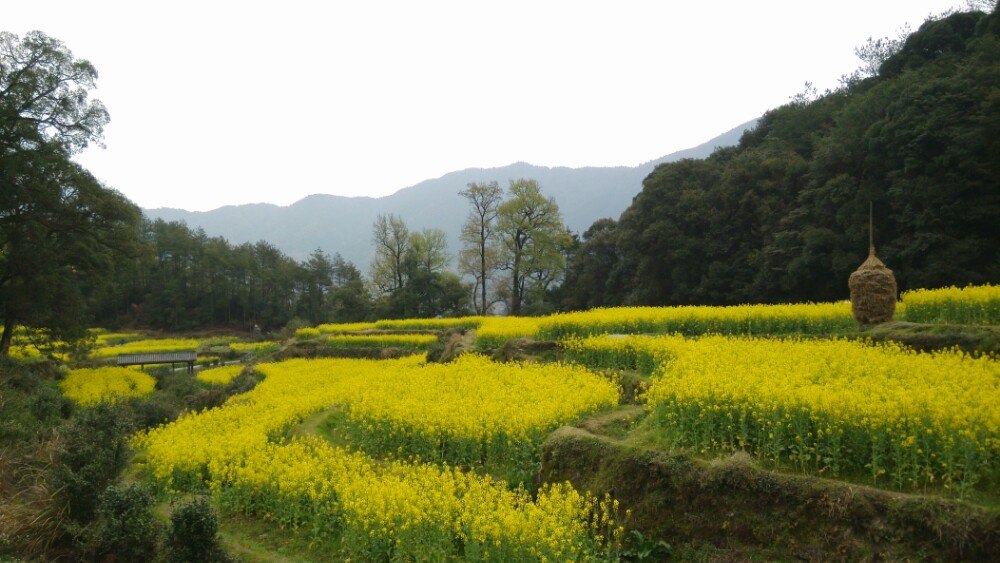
[1, 7, 998, 353]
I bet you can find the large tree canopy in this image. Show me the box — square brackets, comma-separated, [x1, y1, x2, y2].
[496, 179, 570, 315]
[560, 8, 999, 309]
[0, 31, 109, 153]
[1, 31, 138, 356]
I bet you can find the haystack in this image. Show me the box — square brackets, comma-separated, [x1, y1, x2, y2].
[849, 246, 897, 325]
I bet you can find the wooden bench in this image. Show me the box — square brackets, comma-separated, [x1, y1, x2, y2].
[117, 351, 197, 373]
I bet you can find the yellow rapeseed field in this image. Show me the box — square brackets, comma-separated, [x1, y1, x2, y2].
[90, 338, 200, 358]
[539, 301, 855, 339]
[901, 283, 999, 325]
[93, 332, 143, 346]
[196, 364, 245, 386]
[212, 436, 624, 560]
[475, 316, 542, 348]
[137, 354, 623, 559]
[567, 335, 999, 495]
[60, 366, 156, 405]
[228, 341, 279, 353]
[325, 333, 439, 349]
[140, 354, 618, 487]
[373, 316, 483, 331]
[326, 321, 380, 332]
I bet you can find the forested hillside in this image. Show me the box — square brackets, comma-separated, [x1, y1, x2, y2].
[561, 9, 999, 310]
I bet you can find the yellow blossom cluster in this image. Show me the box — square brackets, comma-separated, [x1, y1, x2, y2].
[297, 321, 378, 337]
[90, 337, 201, 358]
[538, 302, 856, 339]
[139, 354, 617, 487]
[212, 436, 624, 560]
[568, 334, 999, 495]
[303, 318, 483, 337]
[228, 341, 279, 354]
[137, 355, 623, 558]
[475, 316, 543, 348]
[901, 283, 999, 325]
[370, 317, 484, 331]
[60, 366, 156, 405]
[93, 332, 142, 346]
[325, 333, 439, 349]
[196, 365, 245, 386]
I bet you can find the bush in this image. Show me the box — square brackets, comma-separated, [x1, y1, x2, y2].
[184, 389, 227, 412]
[52, 403, 134, 522]
[130, 395, 180, 431]
[165, 497, 229, 562]
[94, 483, 159, 560]
[276, 317, 310, 340]
[223, 368, 263, 396]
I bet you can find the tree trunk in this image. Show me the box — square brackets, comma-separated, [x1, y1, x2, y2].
[0, 314, 14, 358]
[511, 256, 521, 315]
[480, 225, 487, 314]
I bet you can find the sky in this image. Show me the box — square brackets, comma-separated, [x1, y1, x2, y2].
[5, 0, 968, 211]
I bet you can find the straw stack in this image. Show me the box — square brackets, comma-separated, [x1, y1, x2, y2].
[849, 246, 897, 325]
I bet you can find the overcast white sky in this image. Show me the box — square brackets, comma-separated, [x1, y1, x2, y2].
[6, 0, 966, 211]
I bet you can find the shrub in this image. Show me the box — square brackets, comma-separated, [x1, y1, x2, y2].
[165, 497, 228, 563]
[52, 403, 134, 522]
[223, 368, 262, 396]
[277, 317, 310, 340]
[94, 483, 159, 560]
[130, 396, 180, 431]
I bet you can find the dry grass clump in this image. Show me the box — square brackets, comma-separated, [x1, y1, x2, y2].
[0, 441, 69, 559]
[849, 249, 897, 325]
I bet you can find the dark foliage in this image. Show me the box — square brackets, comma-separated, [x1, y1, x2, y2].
[92, 220, 374, 332]
[0, 31, 142, 357]
[52, 403, 134, 522]
[93, 483, 159, 561]
[165, 497, 230, 563]
[560, 9, 999, 308]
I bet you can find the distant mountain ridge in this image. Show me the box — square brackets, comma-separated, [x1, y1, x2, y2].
[146, 119, 757, 267]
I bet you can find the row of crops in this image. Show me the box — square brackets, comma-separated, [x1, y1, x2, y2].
[297, 283, 999, 346]
[135, 355, 624, 560]
[16, 283, 998, 362]
[564, 336, 998, 495]
[10, 329, 280, 362]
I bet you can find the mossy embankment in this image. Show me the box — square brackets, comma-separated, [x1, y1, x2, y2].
[539, 424, 999, 561]
[861, 321, 999, 356]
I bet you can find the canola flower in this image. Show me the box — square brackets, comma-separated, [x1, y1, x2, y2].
[139, 354, 618, 487]
[901, 284, 999, 325]
[60, 367, 156, 405]
[293, 326, 322, 338]
[372, 316, 484, 331]
[312, 321, 379, 334]
[568, 335, 999, 495]
[8, 327, 70, 361]
[196, 364, 245, 386]
[91, 338, 201, 358]
[312, 354, 619, 484]
[475, 316, 542, 348]
[539, 302, 856, 339]
[298, 315, 543, 349]
[93, 332, 143, 346]
[325, 333, 439, 349]
[9, 344, 43, 361]
[228, 341, 279, 354]
[303, 317, 485, 337]
[212, 436, 624, 561]
[138, 355, 624, 559]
